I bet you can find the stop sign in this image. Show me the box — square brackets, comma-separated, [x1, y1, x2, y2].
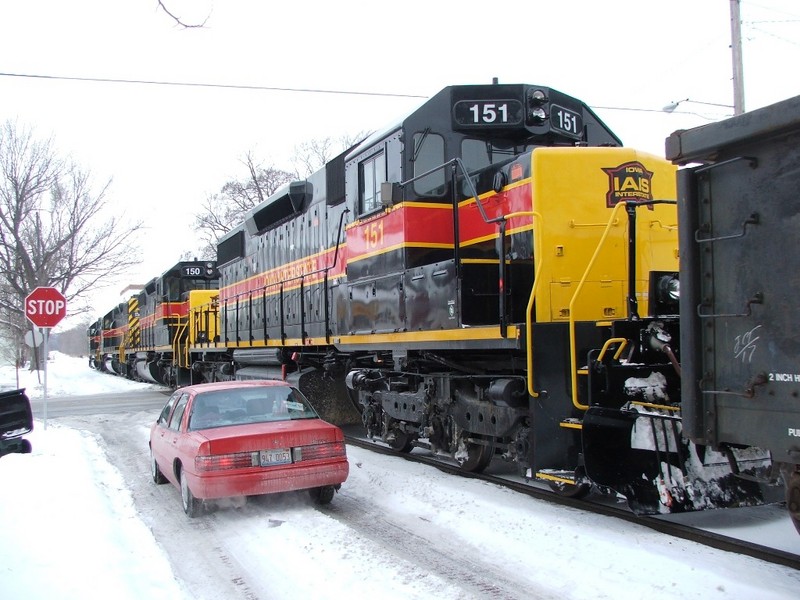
[25, 287, 67, 328]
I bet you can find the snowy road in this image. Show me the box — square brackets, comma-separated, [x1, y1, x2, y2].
[56, 406, 800, 600]
[59, 409, 548, 599]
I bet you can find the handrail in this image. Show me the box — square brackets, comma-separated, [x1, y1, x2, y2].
[565, 199, 677, 410]
[568, 201, 627, 410]
[523, 211, 543, 398]
[403, 158, 543, 388]
[597, 337, 629, 362]
[172, 320, 189, 368]
[225, 208, 350, 348]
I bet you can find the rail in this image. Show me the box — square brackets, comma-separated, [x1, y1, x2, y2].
[344, 431, 800, 571]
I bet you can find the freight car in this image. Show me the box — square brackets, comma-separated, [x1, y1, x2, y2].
[667, 94, 800, 531]
[93, 82, 772, 517]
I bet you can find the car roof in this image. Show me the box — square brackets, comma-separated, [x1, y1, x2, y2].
[179, 380, 291, 394]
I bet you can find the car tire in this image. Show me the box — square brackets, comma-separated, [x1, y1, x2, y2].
[180, 468, 202, 518]
[309, 485, 335, 505]
[150, 447, 167, 485]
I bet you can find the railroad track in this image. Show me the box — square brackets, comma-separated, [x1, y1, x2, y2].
[344, 431, 800, 571]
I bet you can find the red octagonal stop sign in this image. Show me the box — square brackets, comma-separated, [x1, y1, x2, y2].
[25, 287, 67, 328]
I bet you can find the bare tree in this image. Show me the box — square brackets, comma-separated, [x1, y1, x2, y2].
[0, 120, 143, 366]
[193, 134, 370, 260]
[292, 137, 337, 178]
[55, 316, 96, 357]
[193, 152, 292, 258]
[292, 133, 370, 177]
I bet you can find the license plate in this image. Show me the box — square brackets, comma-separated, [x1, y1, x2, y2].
[260, 448, 291, 466]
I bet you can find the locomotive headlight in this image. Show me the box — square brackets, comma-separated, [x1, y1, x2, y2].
[526, 89, 548, 125]
[529, 89, 547, 104]
[649, 272, 680, 316]
[657, 274, 680, 302]
[529, 107, 547, 121]
[528, 90, 547, 106]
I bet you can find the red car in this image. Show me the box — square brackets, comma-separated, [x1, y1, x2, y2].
[149, 380, 349, 517]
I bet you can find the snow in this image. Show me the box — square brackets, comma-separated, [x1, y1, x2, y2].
[1, 354, 799, 599]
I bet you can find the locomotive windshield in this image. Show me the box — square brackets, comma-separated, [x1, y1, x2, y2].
[461, 138, 536, 172]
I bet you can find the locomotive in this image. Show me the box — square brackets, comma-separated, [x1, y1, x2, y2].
[90, 81, 777, 518]
[89, 260, 219, 383]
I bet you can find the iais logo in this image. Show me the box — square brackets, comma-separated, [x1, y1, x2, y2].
[603, 161, 654, 209]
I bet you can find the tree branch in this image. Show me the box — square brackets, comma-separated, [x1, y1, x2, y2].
[156, 1, 209, 29]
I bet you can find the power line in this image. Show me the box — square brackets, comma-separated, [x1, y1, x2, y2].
[0, 70, 708, 117]
[592, 105, 678, 114]
[0, 71, 429, 99]
[748, 24, 800, 46]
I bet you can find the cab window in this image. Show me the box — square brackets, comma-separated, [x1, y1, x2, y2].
[461, 138, 529, 173]
[412, 131, 445, 197]
[359, 151, 386, 215]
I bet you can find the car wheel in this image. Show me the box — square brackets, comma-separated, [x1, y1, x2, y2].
[180, 468, 202, 518]
[309, 485, 335, 505]
[150, 447, 167, 485]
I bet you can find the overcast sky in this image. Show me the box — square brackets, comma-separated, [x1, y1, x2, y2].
[1, 0, 798, 321]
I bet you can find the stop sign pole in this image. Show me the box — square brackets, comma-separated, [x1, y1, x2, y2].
[24, 287, 68, 429]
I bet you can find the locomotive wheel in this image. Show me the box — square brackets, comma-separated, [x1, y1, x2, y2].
[387, 429, 415, 453]
[787, 470, 800, 534]
[346, 387, 363, 416]
[459, 435, 495, 473]
[547, 468, 592, 499]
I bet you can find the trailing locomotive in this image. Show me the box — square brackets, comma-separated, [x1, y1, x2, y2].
[89, 260, 219, 385]
[667, 95, 800, 531]
[91, 82, 774, 518]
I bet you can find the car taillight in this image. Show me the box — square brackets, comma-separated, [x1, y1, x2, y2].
[292, 441, 346, 462]
[195, 452, 259, 472]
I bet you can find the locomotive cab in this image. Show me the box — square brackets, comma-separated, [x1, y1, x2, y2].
[341, 83, 623, 337]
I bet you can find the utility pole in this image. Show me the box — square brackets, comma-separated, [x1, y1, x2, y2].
[730, 0, 746, 114]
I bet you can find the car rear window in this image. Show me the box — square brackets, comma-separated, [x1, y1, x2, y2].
[188, 386, 319, 431]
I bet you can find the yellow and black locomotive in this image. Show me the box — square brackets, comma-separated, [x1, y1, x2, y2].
[91, 82, 775, 517]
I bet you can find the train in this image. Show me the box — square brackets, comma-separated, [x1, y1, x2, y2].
[88, 81, 798, 529]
